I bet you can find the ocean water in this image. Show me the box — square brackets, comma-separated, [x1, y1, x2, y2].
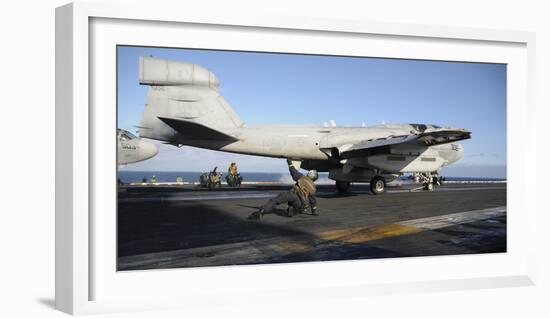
[117, 171, 293, 183]
[117, 171, 506, 183]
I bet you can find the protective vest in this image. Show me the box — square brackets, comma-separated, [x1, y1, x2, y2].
[293, 176, 316, 206]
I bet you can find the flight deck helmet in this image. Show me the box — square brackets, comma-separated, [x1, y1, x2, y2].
[307, 170, 318, 182]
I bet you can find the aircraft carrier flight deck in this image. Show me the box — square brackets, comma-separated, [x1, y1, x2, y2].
[117, 182, 506, 271]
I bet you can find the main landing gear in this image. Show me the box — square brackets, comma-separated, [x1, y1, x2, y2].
[335, 176, 387, 195]
[370, 176, 386, 195]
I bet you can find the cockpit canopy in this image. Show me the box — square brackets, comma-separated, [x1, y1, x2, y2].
[117, 129, 137, 141]
[409, 123, 442, 132]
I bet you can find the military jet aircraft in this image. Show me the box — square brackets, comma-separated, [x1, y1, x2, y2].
[136, 57, 470, 193]
[117, 128, 158, 165]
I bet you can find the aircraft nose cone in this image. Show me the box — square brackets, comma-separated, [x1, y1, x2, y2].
[453, 143, 464, 163]
[140, 140, 158, 160]
[458, 145, 464, 158]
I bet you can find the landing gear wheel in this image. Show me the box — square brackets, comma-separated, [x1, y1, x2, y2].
[335, 180, 351, 193]
[370, 176, 386, 195]
[424, 182, 434, 191]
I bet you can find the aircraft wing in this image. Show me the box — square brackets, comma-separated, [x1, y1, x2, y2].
[158, 117, 239, 142]
[339, 128, 471, 159]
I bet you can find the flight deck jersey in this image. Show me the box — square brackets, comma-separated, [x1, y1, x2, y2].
[293, 176, 317, 207]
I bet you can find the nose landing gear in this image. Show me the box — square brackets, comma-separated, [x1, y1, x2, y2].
[411, 172, 441, 192]
[335, 176, 388, 195]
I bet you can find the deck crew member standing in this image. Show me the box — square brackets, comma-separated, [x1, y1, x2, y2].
[249, 159, 319, 220]
[228, 162, 238, 176]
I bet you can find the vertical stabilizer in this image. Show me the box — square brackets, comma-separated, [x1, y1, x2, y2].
[138, 57, 243, 141]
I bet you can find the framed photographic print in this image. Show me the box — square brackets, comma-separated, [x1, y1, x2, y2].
[56, 2, 537, 315]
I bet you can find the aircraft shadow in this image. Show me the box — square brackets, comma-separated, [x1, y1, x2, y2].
[117, 201, 318, 258]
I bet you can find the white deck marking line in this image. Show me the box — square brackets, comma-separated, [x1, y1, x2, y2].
[398, 206, 506, 230]
[315, 206, 506, 244]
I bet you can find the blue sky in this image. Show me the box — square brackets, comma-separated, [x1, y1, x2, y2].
[117, 46, 506, 178]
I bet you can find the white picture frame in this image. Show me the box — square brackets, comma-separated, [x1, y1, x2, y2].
[55, 2, 537, 315]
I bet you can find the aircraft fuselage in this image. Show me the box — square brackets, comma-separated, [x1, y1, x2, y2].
[144, 123, 463, 174]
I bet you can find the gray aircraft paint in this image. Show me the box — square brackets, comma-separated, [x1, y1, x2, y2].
[137, 57, 469, 183]
[117, 129, 158, 165]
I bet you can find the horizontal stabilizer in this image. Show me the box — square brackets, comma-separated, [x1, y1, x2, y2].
[340, 128, 471, 159]
[158, 117, 239, 142]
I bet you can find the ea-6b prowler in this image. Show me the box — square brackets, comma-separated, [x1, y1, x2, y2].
[117, 128, 158, 165]
[137, 57, 471, 194]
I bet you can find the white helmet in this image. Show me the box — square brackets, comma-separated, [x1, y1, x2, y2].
[307, 170, 318, 181]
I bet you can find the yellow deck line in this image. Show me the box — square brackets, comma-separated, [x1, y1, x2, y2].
[268, 206, 507, 252]
[315, 206, 506, 245]
[276, 241, 313, 253]
[318, 224, 420, 244]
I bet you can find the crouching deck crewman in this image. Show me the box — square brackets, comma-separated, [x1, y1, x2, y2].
[249, 159, 319, 220]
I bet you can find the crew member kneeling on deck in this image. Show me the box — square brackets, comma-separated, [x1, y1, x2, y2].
[249, 159, 318, 220]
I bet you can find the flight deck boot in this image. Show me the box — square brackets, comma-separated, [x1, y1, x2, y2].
[248, 208, 264, 220]
[311, 206, 319, 216]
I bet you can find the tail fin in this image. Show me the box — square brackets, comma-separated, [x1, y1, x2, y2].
[138, 56, 243, 142]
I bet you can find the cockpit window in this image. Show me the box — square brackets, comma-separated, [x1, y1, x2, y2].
[118, 129, 137, 141]
[410, 124, 441, 132]
[410, 124, 427, 132]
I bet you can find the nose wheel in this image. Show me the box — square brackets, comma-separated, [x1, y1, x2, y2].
[410, 172, 440, 192]
[424, 182, 434, 191]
